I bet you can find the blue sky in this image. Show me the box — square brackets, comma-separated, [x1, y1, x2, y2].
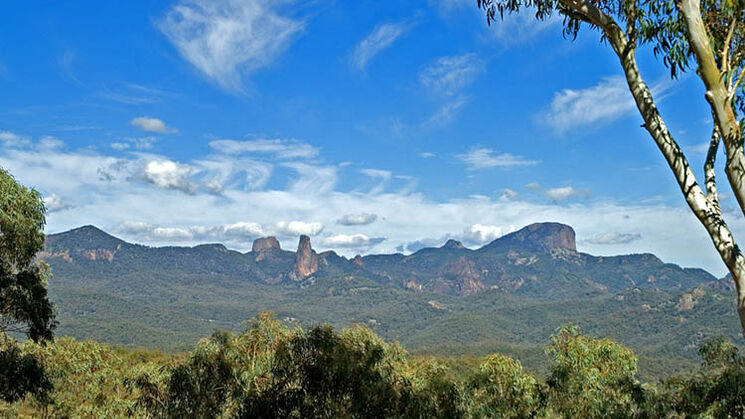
[0, 0, 739, 275]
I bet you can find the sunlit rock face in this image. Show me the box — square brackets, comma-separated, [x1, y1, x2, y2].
[252, 237, 281, 262]
[252, 237, 280, 253]
[291, 235, 318, 280]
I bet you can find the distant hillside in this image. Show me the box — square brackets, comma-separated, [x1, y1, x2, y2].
[39, 222, 742, 379]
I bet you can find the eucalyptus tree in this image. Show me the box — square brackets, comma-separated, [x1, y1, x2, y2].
[0, 167, 56, 401]
[477, 0, 745, 332]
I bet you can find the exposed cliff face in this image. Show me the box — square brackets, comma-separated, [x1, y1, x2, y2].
[252, 237, 281, 262]
[488, 222, 576, 252]
[434, 256, 485, 296]
[291, 235, 318, 280]
[252, 237, 280, 253]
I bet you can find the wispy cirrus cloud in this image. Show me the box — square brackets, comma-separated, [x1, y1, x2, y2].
[543, 76, 674, 134]
[455, 147, 538, 170]
[420, 53, 484, 96]
[350, 21, 414, 71]
[209, 138, 319, 159]
[159, 0, 305, 92]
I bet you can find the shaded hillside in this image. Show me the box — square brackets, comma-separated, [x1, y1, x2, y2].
[36, 222, 743, 378]
[42, 222, 716, 300]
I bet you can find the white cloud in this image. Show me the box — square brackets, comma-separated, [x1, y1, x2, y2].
[322, 233, 385, 248]
[3, 136, 742, 276]
[153, 227, 193, 239]
[456, 147, 538, 170]
[544, 186, 590, 201]
[423, 96, 469, 127]
[37, 136, 64, 151]
[360, 168, 393, 194]
[111, 136, 158, 151]
[350, 21, 413, 71]
[159, 0, 305, 92]
[419, 152, 436, 158]
[360, 168, 392, 179]
[44, 194, 70, 213]
[0, 131, 30, 148]
[117, 221, 156, 235]
[500, 188, 518, 200]
[141, 160, 197, 194]
[542, 76, 672, 133]
[195, 156, 273, 191]
[209, 138, 318, 159]
[130, 117, 176, 134]
[224, 221, 264, 237]
[284, 163, 337, 193]
[462, 223, 515, 244]
[585, 232, 642, 245]
[489, 8, 559, 44]
[420, 54, 483, 96]
[337, 213, 378, 226]
[274, 220, 324, 236]
[205, 178, 224, 194]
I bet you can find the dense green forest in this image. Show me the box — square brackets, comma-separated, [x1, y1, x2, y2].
[3, 314, 745, 418]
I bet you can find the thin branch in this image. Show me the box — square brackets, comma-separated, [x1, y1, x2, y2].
[722, 17, 737, 75]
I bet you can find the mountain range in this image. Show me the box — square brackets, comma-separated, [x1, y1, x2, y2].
[39, 222, 742, 379]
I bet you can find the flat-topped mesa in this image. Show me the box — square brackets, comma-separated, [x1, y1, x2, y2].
[291, 235, 318, 280]
[489, 222, 576, 252]
[252, 237, 280, 253]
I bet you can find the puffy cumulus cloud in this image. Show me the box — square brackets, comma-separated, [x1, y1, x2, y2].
[337, 213, 378, 226]
[462, 224, 515, 245]
[43, 194, 70, 212]
[152, 227, 193, 239]
[205, 178, 224, 194]
[322, 233, 385, 248]
[159, 0, 305, 92]
[116, 221, 266, 242]
[141, 160, 197, 194]
[585, 232, 642, 245]
[420, 54, 483, 96]
[116, 221, 156, 235]
[456, 147, 538, 170]
[350, 21, 414, 71]
[209, 138, 318, 159]
[274, 220, 324, 236]
[224, 222, 264, 237]
[130, 117, 177, 134]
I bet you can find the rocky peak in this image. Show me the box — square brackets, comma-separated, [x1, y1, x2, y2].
[489, 222, 576, 252]
[252, 237, 280, 253]
[442, 239, 464, 250]
[291, 235, 318, 280]
[353, 255, 364, 267]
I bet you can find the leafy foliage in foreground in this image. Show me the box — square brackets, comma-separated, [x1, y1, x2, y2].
[0, 168, 57, 403]
[4, 313, 745, 418]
